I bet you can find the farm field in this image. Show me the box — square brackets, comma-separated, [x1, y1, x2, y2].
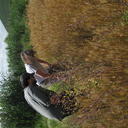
[26, 0, 128, 128]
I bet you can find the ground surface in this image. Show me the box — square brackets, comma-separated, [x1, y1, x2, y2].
[27, 0, 128, 127]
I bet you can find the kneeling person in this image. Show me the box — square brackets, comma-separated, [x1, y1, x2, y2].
[20, 73, 77, 121]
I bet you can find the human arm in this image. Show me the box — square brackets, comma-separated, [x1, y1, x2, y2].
[36, 58, 51, 67]
[50, 94, 60, 104]
[20, 52, 33, 64]
[27, 86, 52, 107]
[26, 64, 51, 78]
[36, 70, 51, 78]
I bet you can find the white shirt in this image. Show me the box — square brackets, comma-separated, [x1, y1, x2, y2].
[24, 64, 47, 86]
[24, 64, 36, 74]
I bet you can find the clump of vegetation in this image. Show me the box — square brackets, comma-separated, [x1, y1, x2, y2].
[0, 0, 38, 128]
[122, 10, 128, 24]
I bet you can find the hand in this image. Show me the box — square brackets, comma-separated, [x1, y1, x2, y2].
[48, 63, 52, 68]
[36, 70, 51, 78]
[50, 94, 60, 104]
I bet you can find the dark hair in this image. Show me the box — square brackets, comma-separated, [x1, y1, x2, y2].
[20, 73, 34, 88]
[23, 49, 36, 57]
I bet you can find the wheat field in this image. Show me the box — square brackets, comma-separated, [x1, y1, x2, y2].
[26, 0, 128, 127]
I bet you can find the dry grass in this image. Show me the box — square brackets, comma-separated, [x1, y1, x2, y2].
[26, 0, 128, 127]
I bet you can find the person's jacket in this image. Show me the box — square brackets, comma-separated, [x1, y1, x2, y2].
[24, 84, 64, 120]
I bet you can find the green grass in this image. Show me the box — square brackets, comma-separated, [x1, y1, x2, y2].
[36, 116, 81, 128]
[49, 82, 71, 92]
[122, 10, 128, 24]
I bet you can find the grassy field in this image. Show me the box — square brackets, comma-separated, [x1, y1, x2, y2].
[0, 0, 10, 30]
[26, 0, 128, 128]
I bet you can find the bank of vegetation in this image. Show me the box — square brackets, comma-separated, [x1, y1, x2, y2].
[0, 0, 42, 128]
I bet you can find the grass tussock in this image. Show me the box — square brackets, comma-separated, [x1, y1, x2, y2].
[27, 0, 128, 127]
